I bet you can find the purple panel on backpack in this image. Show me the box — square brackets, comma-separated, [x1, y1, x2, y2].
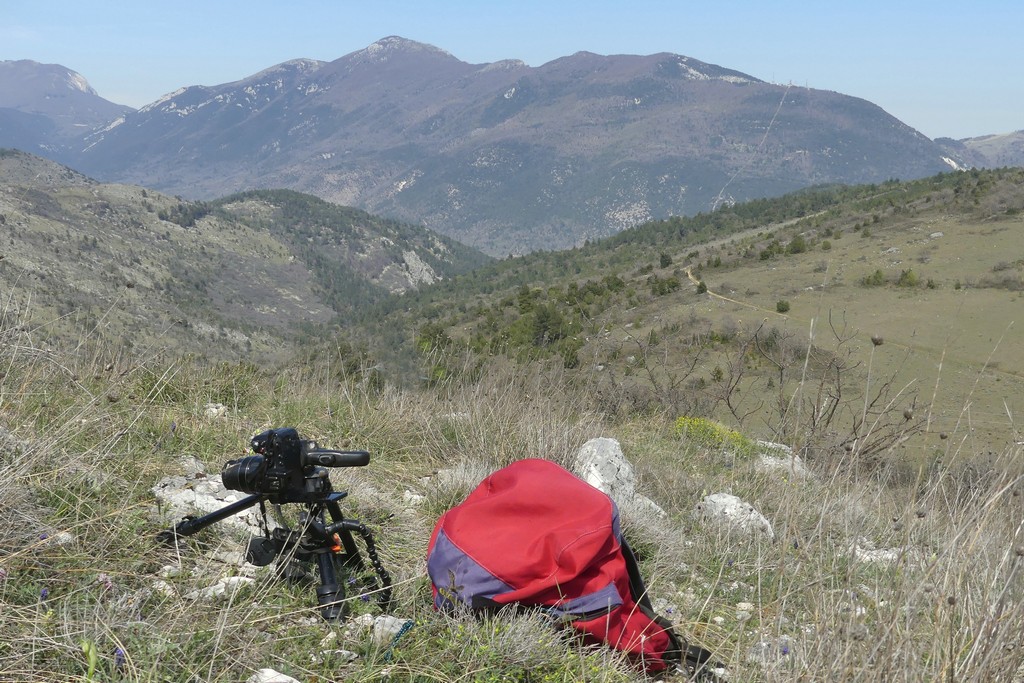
[548, 581, 623, 619]
[428, 528, 513, 609]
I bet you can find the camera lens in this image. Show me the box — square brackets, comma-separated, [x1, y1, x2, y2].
[221, 455, 265, 492]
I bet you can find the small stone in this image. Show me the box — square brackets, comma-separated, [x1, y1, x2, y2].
[151, 580, 176, 597]
[247, 669, 300, 683]
[372, 615, 411, 644]
[402, 490, 425, 506]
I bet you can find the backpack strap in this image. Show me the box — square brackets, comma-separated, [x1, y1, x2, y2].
[620, 536, 722, 680]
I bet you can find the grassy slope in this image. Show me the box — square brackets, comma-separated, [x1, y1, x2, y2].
[2, 321, 1024, 681]
[383, 169, 1024, 460]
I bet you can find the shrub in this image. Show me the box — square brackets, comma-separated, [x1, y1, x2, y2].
[861, 269, 886, 287]
[786, 235, 808, 254]
[896, 269, 920, 287]
[776, 300, 791, 313]
[674, 416, 759, 458]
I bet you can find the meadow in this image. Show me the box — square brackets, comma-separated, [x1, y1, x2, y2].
[2, 302, 1023, 681]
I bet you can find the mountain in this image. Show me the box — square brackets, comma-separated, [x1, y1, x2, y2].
[0, 60, 132, 156]
[12, 39, 957, 255]
[0, 149, 488, 361]
[936, 130, 1024, 169]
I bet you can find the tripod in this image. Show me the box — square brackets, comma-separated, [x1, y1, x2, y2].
[158, 472, 393, 621]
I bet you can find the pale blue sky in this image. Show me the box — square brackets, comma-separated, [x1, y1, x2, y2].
[3, 0, 1021, 139]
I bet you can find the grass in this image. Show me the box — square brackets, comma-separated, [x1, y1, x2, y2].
[3, 300, 1024, 682]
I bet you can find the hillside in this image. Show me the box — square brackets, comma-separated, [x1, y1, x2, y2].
[374, 168, 1024, 459]
[4, 147, 1021, 456]
[937, 130, 1024, 169]
[0, 150, 488, 362]
[8, 38, 955, 255]
[4, 159, 1024, 680]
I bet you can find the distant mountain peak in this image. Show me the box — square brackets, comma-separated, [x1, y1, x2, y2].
[354, 36, 454, 62]
[248, 58, 326, 80]
[0, 59, 100, 102]
[478, 59, 528, 72]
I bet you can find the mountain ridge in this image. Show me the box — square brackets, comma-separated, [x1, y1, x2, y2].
[0, 38, 998, 254]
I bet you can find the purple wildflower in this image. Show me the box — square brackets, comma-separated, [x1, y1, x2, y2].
[781, 645, 790, 656]
[39, 533, 48, 541]
[114, 647, 126, 669]
[40, 587, 49, 600]
[359, 593, 370, 602]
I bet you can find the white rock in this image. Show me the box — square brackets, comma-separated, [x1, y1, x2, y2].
[372, 615, 411, 644]
[159, 564, 182, 579]
[319, 630, 338, 649]
[755, 442, 812, 479]
[185, 576, 255, 601]
[315, 649, 358, 664]
[247, 669, 300, 683]
[402, 490, 425, 506]
[576, 437, 637, 499]
[694, 493, 775, 540]
[343, 613, 376, 640]
[204, 402, 228, 419]
[47, 531, 76, 547]
[576, 437, 666, 517]
[852, 538, 912, 564]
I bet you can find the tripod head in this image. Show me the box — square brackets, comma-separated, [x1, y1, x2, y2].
[222, 427, 369, 505]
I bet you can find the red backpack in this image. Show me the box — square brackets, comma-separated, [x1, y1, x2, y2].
[427, 458, 712, 674]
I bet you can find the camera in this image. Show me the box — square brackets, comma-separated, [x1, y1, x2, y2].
[159, 427, 392, 618]
[221, 427, 369, 504]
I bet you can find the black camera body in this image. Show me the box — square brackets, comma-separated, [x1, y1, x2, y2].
[221, 427, 369, 504]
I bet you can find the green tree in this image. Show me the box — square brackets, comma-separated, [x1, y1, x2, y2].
[786, 235, 808, 254]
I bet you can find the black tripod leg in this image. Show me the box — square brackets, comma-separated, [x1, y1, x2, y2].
[157, 494, 266, 545]
[312, 507, 347, 621]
